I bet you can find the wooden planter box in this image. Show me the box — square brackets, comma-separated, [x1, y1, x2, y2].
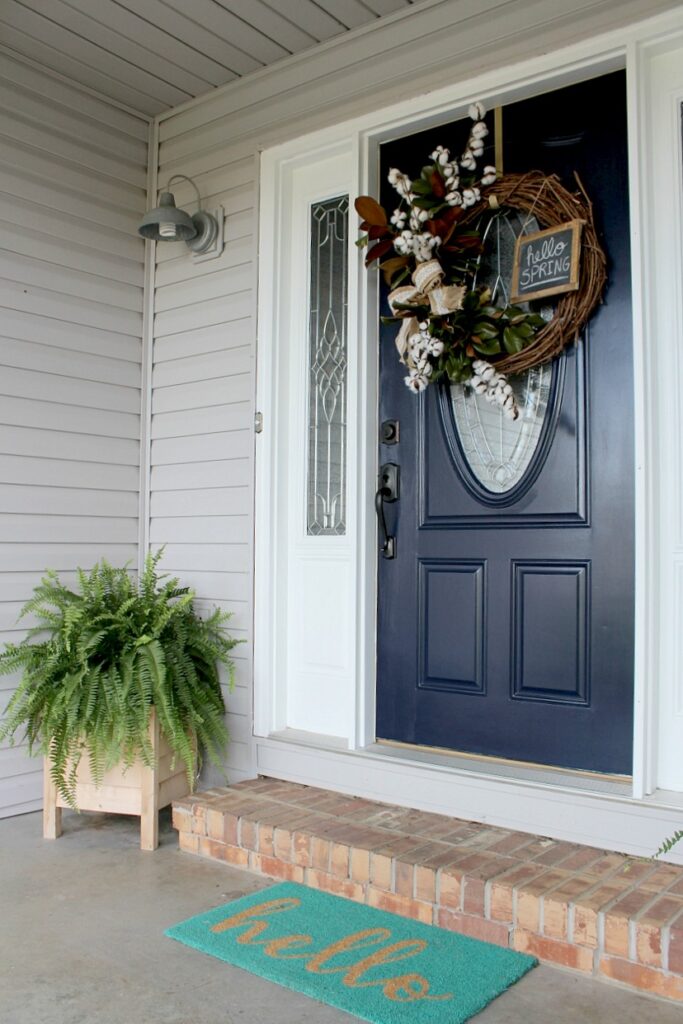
[42, 709, 190, 851]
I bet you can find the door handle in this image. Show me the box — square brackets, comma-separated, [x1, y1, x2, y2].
[376, 463, 399, 559]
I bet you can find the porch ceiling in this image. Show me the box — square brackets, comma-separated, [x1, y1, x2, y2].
[0, 0, 421, 117]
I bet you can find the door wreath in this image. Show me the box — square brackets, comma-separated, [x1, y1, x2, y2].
[355, 103, 607, 419]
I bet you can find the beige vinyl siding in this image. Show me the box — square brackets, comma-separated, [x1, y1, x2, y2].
[0, 52, 147, 817]
[151, 0, 679, 783]
[149, 157, 256, 784]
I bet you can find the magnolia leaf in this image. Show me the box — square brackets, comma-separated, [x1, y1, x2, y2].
[503, 326, 525, 354]
[452, 233, 483, 252]
[354, 196, 387, 226]
[365, 238, 394, 266]
[381, 255, 410, 276]
[368, 224, 391, 240]
[472, 338, 502, 355]
[430, 170, 446, 199]
[380, 255, 410, 286]
[472, 321, 499, 340]
[355, 234, 369, 248]
[393, 300, 429, 313]
[427, 206, 463, 244]
[411, 196, 435, 211]
[387, 266, 411, 287]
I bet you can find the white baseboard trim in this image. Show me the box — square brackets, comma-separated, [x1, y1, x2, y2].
[255, 736, 683, 864]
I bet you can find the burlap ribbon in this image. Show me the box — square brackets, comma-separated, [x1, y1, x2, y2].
[394, 316, 420, 364]
[388, 259, 466, 326]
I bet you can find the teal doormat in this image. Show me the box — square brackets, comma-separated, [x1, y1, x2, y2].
[165, 882, 536, 1023]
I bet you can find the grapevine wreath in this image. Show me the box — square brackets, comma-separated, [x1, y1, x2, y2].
[355, 103, 607, 419]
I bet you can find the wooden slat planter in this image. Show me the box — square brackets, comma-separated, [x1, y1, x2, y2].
[43, 709, 190, 851]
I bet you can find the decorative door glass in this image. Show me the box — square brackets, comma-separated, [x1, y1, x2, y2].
[306, 195, 349, 535]
[450, 209, 554, 494]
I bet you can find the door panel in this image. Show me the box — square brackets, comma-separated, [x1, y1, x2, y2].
[375, 72, 634, 774]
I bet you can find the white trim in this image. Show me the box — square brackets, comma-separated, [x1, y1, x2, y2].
[256, 736, 683, 863]
[155, 3, 683, 130]
[626, 39, 655, 800]
[138, 119, 157, 574]
[254, 147, 279, 738]
[640, 35, 683, 792]
[255, 142, 359, 743]
[254, 8, 683, 853]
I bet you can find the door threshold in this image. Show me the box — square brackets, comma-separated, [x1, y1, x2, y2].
[373, 738, 633, 796]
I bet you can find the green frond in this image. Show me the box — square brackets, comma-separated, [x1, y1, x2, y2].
[0, 553, 237, 806]
[656, 831, 683, 858]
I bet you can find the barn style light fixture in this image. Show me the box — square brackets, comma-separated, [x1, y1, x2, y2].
[138, 174, 223, 260]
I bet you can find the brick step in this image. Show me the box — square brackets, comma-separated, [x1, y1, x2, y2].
[173, 779, 683, 1003]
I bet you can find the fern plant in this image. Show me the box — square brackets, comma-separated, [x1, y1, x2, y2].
[656, 832, 683, 858]
[0, 550, 238, 809]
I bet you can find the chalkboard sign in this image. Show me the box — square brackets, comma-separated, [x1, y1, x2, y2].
[511, 219, 583, 304]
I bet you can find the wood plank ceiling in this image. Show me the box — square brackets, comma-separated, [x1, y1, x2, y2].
[0, 0, 419, 117]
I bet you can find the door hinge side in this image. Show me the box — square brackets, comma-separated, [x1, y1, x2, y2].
[254, 411, 263, 434]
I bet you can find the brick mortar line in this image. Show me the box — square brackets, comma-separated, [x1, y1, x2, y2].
[175, 791, 683, 989]
[179, 825, 683, 998]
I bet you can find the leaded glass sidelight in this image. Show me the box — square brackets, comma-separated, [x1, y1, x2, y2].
[306, 195, 349, 535]
[450, 210, 555, 495]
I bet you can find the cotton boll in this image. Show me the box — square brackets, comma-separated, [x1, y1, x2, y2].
[468, 101, 486, 120]
[405, 370, 429, 392]
[471, 121, 489, 139]
[430, 145, 450, 165]
[425, 338, 445, 356]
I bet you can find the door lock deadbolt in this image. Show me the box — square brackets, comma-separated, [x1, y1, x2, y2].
[380, 419, 399, 445]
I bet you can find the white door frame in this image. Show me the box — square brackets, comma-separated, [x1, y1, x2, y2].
[254, 9, 683, 860]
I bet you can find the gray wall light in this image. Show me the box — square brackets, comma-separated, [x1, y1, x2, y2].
[138, 175, 223, 260]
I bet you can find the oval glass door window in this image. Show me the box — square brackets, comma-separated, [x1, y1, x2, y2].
[450, 210, 556, 495]
[451, 363, 553, 493]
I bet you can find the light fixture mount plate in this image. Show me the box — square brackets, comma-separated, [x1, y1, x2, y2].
[189, 206, 224, 262]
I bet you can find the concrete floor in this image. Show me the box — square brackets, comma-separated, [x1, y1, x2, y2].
[0, 811, 679, 1024]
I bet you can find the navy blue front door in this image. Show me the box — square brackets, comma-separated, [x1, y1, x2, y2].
[375, 73, 634, 774]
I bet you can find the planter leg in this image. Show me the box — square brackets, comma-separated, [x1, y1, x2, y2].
[43, 759, 62, 840]
[140, 788, 159, 851]
[140, 710, 159, 851]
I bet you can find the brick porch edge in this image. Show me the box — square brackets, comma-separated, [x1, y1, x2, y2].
[172, 779, 683, 1003]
